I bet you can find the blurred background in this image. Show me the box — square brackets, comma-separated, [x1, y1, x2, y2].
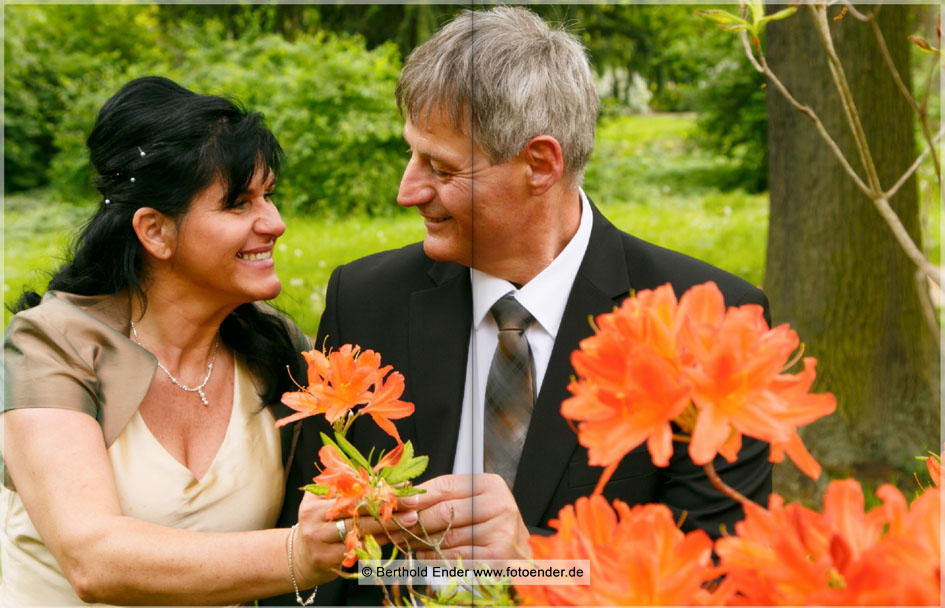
[3, 2, 941, 503]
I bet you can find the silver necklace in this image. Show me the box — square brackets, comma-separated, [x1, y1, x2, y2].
[130, 320, 219, 406]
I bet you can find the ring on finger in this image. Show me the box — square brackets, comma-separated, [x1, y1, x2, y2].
[335, 519, 347, 542]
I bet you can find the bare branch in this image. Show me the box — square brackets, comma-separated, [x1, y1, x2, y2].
[914, 269, 942, 348]
[739, 29, 764, 73]
[839, 1, 872, 23]
[758, 51, 873, 196]
[886, 126, 945, 200]
[760, 3, 943, 292]
[808, 4, 885, 195]
[869, 13, 941, 185]
[872, 194, 943, 287]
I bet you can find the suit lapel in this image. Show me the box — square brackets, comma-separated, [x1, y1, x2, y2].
[409, 260, 472, 478]
[514, 204, 632, 524]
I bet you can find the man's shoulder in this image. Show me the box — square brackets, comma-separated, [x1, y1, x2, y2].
[326, 242, 467, 300]
[336, 241, 429, 278]
[597, 217, 765, 308]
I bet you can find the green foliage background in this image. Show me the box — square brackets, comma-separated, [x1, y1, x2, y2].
[5, 3, 770, 215]
[6, 5, 407, 216]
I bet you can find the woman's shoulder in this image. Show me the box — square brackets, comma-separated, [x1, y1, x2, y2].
[7, 290, 131, 339]
[4, 291, 155, 437]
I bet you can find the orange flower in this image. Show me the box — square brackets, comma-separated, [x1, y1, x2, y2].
[313, 444, 399, 523]
[562, 282, 835, 488]
[678, 283, 836, 478]
[359, 371, 415, 443]
[562, 285, 691, 486]
[277, 345, 414, 443]
[313, 445, 370, 520]
[278, 345, 388, 427]
[342, 520, 363, 568]
[373, 442, 405, 472]
[517, 495, 729, 606]
[715, 480, 941, 605]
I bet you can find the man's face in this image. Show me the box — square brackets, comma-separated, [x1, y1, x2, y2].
[397, 112, 536, 277]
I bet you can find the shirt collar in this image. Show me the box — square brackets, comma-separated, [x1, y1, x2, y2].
[471, 189, 593, 338]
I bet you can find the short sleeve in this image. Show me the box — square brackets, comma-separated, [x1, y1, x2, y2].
[3, 312, 100, 419]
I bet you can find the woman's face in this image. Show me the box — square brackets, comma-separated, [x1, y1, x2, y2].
[169, 169, 286, 307]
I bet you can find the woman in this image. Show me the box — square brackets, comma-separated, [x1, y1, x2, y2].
[1, 76, 413, 605]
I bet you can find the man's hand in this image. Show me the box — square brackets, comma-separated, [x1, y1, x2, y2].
[402, 474, 532, 561]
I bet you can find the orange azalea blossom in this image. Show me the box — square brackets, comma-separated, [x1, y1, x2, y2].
[277, 345, 414, 442]
[359, 371, 414, 443]
[715, 479, 941, 605]
[313, 445, 371, 520]
[517, 495, 731, 606]
[562, 281, 836, 487]
[679, 284, 835, 478]
[313, 445, 398, 522]
[562, 285, 691, 484]
[313, 445, 398, 569]
[342, 519, 363, 568]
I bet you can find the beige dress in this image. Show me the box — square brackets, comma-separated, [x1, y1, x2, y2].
[1, 292, 303, 606]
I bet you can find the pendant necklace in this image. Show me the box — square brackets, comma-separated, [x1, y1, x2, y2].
[130, 320, 219, 406]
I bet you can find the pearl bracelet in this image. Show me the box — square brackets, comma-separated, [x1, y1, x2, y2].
[287, 523, 317, 606]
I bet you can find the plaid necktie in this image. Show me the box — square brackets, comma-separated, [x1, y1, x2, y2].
[483, 294, 536, 489]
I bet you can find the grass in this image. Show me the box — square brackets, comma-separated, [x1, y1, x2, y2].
[4, 113, 940, 336]
[588, 113, 769, 288]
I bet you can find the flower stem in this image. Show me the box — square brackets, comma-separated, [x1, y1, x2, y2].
[703, 461, 756, 506]
[592, 461, 619, 497]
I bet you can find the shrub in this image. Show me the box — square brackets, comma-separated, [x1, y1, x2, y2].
[11, 6, 407, 216]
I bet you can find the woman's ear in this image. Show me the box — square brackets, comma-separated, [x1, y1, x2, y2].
[132, 207, 177, 260]
[523, 135, 565, 196]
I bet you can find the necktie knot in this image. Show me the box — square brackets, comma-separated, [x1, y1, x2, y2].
[490, 295, 533, 332]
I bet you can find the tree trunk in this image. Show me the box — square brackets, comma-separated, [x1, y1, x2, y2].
[765, 5, 939, 504]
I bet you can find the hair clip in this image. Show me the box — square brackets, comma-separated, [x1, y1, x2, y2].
[138, 147, 146, 157]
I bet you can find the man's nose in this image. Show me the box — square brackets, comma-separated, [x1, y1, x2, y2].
[397, 155, 434, 208]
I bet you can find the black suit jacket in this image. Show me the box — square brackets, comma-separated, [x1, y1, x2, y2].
[266, 204, 772, 605]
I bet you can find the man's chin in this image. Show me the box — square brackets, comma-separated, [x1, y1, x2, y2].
[421, 238, 471, 267]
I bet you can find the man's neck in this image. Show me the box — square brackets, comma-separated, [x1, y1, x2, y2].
[486, 188, 582, 286]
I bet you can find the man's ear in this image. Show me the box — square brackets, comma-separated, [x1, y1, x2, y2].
[132, 207, 177, 261]
[523, 135, 565, 196]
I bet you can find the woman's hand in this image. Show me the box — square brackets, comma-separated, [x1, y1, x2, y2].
[291, 493, 420, 587]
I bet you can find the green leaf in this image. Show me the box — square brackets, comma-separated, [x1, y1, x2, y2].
[335, 431, 371, 470]
[394, 485, 427, 497]
[386, 454, 429, 485]
[379, 440, 415, 480]
[320, 432, 357, 469]
[694, 9, 747, 27]
[908, 35, 939, 55]
[362, 533, 383, 561]
[718, 23, 751, 33]
[758, 6, 797, 26]
[746, 0, 764, 26]
[303, 483, 329, 496]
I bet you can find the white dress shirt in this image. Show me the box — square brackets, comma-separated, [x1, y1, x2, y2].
[452, 191, 594, 477]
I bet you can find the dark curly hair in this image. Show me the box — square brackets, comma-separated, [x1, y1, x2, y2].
[13, 76, 304, 405]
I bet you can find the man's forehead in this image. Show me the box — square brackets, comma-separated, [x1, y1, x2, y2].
[403, 113, 471, 150]
[404, 103, 470, 136]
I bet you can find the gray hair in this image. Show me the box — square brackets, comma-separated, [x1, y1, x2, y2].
[396, 6, 599, 186]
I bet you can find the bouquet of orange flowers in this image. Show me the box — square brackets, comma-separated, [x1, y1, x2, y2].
[276, 344, 426, 567]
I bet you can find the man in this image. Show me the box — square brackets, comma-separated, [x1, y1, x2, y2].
[274, 6, 771, 604]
